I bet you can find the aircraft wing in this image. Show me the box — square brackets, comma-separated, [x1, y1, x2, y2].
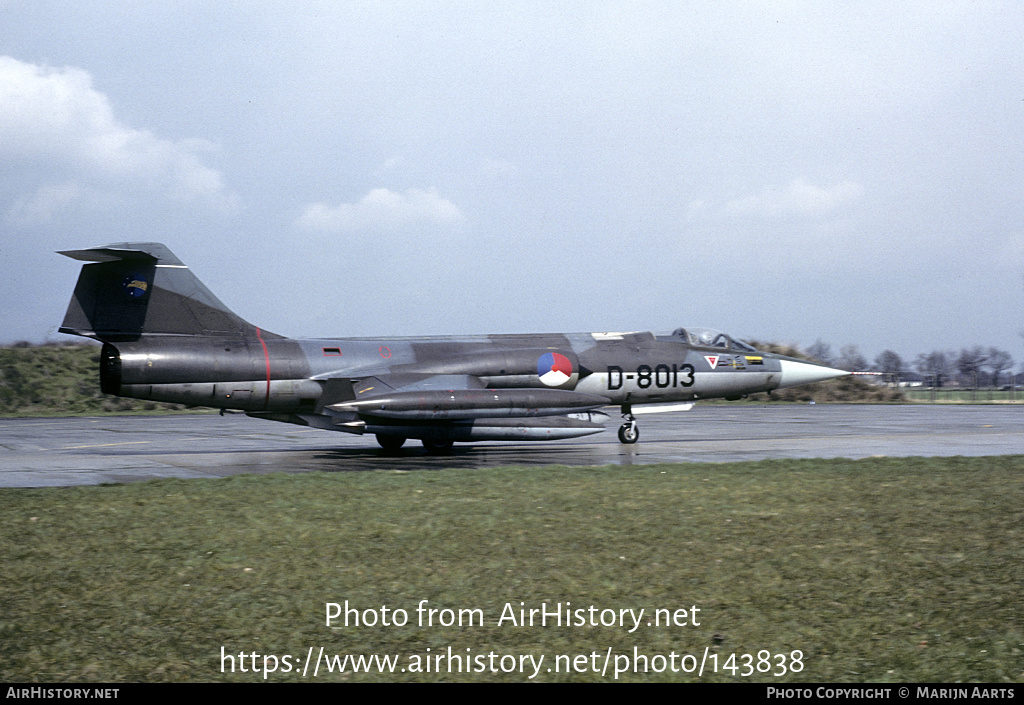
[323, 373, 610, 421]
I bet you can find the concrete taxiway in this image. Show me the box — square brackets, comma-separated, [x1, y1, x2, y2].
[1, 404, 1021, 488]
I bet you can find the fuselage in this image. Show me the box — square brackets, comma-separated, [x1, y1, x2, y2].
[103, 328, 791, 415]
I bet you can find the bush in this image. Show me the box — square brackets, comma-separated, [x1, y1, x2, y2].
[0, 343, 193, 416]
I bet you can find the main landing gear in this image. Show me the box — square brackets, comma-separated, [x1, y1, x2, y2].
[376, 434, 454, 454]
[422, 438, 455, 454]
[376, 434, 406, 450]
[618, 405, 639, 444]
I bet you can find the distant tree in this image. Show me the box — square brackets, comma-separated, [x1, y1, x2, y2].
[873, 350, 904, 385]
[986, 348, 1013, 387]
[956, 346, 988, 387]
[915, 351, 951, 387]
[805, 339, 835, 366]
[837, 344, 867, 372]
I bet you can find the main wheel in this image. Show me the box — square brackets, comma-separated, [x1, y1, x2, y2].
[376, 434, 406, 450]
[422, 438, 455, 454]
[618, 423, 639, 444]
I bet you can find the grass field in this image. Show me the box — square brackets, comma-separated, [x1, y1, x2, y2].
[1, 457, 1021, 682]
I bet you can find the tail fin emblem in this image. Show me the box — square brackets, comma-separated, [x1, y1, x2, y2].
[122, 274, 149, 299]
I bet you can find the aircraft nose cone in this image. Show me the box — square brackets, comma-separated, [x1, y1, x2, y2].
[777, 359, 851, 388]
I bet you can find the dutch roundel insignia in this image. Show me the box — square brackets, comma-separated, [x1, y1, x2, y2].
[537, 352, 573, 387]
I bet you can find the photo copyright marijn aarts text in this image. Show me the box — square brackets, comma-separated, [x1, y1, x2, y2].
[325, 599, 701, 633]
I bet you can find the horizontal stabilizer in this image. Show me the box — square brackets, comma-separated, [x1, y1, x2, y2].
[58, 243, 184, 266]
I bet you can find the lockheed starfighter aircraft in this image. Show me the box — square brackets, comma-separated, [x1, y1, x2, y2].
[59, 243, 849, 452]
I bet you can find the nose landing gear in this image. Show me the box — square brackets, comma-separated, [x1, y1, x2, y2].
[618, 405, 639, 444]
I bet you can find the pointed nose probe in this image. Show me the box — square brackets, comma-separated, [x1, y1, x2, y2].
[776, 359, 851, 388]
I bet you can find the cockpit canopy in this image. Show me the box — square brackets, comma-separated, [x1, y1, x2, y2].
[660, 327, 759, 353]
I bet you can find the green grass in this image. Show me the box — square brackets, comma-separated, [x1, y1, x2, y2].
[2, 457, 1021, 682]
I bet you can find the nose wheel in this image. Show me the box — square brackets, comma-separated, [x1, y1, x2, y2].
[618, 408, 639, 444]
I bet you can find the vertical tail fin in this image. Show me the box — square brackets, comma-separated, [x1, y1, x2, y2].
[58, 242, 275, 341]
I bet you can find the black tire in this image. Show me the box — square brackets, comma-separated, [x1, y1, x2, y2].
[376, 435, 406, 450]
[618, 423, 639, 444]
[422, 438, 455, 454]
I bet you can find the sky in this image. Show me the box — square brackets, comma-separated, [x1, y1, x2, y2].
[2, 1, 1022, 368]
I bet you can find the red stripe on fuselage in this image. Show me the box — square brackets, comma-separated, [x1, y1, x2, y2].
[256, 327, 271, 411]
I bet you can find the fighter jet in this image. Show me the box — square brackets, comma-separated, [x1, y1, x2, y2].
[58, 243, 849, 452]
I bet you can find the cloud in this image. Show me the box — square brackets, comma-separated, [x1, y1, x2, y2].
[689, 179, 864, 221]
[294, 187, 464, 233]
[0, 55, 234, 220]
[5, 182, 115, 226]
[725, 180, 864, 219]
